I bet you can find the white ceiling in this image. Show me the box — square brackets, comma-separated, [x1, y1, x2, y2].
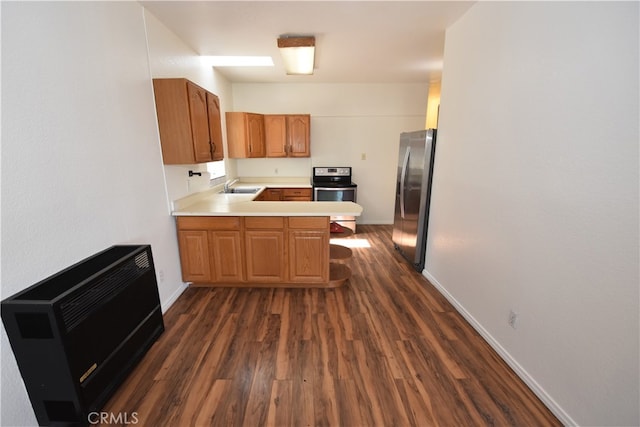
[140, 1, 475, 84]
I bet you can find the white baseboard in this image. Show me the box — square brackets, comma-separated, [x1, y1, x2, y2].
[160, 282, 189, 314]
[421, 269, 577, 426]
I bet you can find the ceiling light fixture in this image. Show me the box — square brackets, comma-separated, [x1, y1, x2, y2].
[277, 36, 315, 75]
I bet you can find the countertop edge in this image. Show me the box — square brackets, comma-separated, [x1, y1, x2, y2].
[172, 179, 363, 217]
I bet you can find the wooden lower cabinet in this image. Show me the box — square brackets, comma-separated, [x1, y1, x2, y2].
[210, 231, 243, 282]
[288, 230, 328, 282]
[254, 187, 312, 201]
[178, 230, 212, 282]
[288, 216, 329, 283]
[254, 188, 282, 201]
[176, 216, 329, 286]
[283, 188, 312, 201]
[245, 230, 286, 282]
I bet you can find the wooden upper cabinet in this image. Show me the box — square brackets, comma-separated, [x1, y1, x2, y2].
[152, 78, 224, 164]
[287, 115, 311, 157]
[264, 115, 288, 157]
[265, 114, 310, 158]
[226, 112, 265, 158]
[206, 93, 224, 161]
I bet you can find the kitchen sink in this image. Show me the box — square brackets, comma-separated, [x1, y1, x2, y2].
[219, 187, 260, 194]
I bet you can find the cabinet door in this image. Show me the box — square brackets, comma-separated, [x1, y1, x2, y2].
[153, 79, 195, 164]
[227, 112, 265, 158]
[282, 188, 312, 201]
[178, 230, 212, 282]
[255, 188, 282, 201]
[210, 231, 243, 282]
[247, 113, 265, 158]
[187, 82, 214, 163]
[287, 115, 310, 157]
[288, 230, 328, 282]
[264, 115, 287, 157]
[206, 92, 224, 161]
[245, 230, 286, 282]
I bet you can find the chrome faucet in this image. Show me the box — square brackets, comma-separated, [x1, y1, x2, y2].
[223, 178, 238, 193]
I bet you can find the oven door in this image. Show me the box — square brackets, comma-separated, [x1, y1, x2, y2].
[313, 186, 357, 202]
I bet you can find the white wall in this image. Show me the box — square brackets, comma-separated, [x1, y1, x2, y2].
[427, 2, 639, 425]
[0, 3, 188, 425]
[233, 83, 428, 224]
[143, 10, 235, 202]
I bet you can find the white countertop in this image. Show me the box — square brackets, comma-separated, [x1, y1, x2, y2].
[172, 178, 363, 217]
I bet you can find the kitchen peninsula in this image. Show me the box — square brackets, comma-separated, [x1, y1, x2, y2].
[172, 178, 363, 288]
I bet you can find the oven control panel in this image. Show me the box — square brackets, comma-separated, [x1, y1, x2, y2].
[313, 167, 351, 177]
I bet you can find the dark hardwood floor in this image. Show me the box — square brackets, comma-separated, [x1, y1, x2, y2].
[102, 225, 560, 426]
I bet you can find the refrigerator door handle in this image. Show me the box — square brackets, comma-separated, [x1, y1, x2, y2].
[400, 147, 410, 219]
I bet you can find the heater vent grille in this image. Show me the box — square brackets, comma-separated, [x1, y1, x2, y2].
[60, 252, 151, 331]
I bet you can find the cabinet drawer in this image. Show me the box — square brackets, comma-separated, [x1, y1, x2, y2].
[245, 216, 284, 229]
[258, 189, 283, 201]
[283, 196, 312, 201]
[288, 217, 329, 230]
[282, 188, 312, 197]
[177, 216, 241, 230]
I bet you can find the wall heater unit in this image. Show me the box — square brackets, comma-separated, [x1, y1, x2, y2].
[1, 245, 164, 426]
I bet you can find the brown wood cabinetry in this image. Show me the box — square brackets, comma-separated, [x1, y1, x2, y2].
[226, 112, 265, 158]
[206, 93, 224, 161]
[177, 217, 243, 283]
[210, 231, 243, 282]
[177, 230, 211, 282]
[282, 188, 312, 201]
[264, 114, 310, 158]
[264, 115, 287, 157]
[287, 115, 311, 157]
[152, 78, 223, 164]
[288, 217, 329, 283]
[255, 187, 312, 201]
[254, 188, 283, 201]
[244, 217, 286, 282]
[176, 216, 329, 286]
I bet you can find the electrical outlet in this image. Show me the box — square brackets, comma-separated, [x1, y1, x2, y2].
[508, 310, 518, 329]
[158, 270, 165, 283]
[361, 153, 367, 160]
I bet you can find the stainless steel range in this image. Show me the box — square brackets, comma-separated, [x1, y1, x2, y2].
[312, 167, 358, 232]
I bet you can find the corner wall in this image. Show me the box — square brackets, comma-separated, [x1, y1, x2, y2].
[427, 2, 639, 425]
[0, 3, 184, 425]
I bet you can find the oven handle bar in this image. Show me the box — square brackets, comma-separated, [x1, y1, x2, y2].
[312, 186, 357, 190]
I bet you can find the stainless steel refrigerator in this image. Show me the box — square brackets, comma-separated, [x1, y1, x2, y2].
[392, 129, 437, 271]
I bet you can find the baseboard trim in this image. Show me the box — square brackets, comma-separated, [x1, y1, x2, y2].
[160, 282, 189, 314]
[421, 269, 577, 426]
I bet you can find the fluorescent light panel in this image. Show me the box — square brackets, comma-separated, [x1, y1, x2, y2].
[277, 36, 315, 75]
[201, 56, 274, 67]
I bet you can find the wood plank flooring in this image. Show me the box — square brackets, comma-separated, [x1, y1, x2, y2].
[101, 225, 560, 426]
